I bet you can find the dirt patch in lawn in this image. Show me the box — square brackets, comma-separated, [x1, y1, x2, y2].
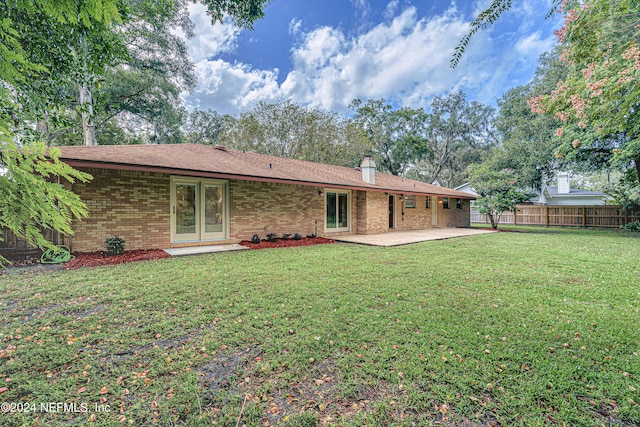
[197, 348, 260, 404]
[239, 237, 335, 250]
[63, 249, 170, 270]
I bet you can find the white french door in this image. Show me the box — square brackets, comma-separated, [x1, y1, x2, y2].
[171, 178, 228, 242]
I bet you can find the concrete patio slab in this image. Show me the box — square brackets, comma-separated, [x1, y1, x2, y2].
[164, 244, 249, 257]
[334, 228, 495, 247]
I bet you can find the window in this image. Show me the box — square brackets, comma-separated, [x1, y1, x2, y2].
[325, 190, 350, 231]
[442, 197, 450, 209]
[425, 196, 431, 209]
[405, 195, 415, 208]
[456, 198, 463, 210]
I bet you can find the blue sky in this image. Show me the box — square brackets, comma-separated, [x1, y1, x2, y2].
[183, 0, 561, 115]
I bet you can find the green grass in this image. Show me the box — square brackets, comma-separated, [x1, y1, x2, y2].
[1, 229, 639, 426]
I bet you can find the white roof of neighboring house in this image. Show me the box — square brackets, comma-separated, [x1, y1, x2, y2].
[454, 182, 609, 206]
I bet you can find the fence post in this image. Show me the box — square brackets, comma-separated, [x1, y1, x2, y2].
[514, 208, 517, 225]
[545, 206, 549, 227]
[625, 209, 629, 226]
[583, 207, 587, 228]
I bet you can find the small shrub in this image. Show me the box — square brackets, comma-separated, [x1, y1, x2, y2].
[306, 234, 317, 239]
[621, 221, 640, 232]
[265, 233, 278, 242]
[282, 233, 291, 240]
[251, 234, 261, 244]
[104, 236, 126, 256]
[293, 233, 302, 240]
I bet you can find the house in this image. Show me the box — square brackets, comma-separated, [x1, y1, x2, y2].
[537, 172, 608, 206]
[455, 172, 609, 207]
[55, 144, 474, 252]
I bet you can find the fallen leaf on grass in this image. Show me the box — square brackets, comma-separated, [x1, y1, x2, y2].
[76, 387, 87, 394]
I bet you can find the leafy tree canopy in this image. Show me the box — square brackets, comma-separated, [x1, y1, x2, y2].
[468, 163, 535, 229]
[529, 0, 640, 207]
[223, 101, 370, 167]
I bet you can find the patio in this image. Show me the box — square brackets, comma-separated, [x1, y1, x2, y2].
[334, 227, 495, 247]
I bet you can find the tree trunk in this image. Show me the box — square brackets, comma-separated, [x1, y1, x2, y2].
[79, 34, 96, 146]
[35, 118, 49, 144]
[79, 82, 96, 146]
[489, 213, 498, 229]
[635, 156, 640, 186]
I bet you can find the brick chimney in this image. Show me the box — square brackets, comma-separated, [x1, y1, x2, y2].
[361, 156, 376, 185]
[558, 171, 570, 194]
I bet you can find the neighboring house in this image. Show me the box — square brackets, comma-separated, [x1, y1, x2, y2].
[55, 144, 474, 252]
[455, 172, 609, 207]
[537, 172, 608, 206]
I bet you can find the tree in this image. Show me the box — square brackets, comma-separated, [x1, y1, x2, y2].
[468, 164, 535, 229]
[0, 0, 123, 266]
[224, 101, 370, 166]
[493, 84, 560, 190]
[183, 109, 229, 145]
[5, 0, 270, 147]
[409, 91, 496, 187]
[350, 99, 429, 176]
[528, 0, 640, 206]
[0, 0, 269, 265]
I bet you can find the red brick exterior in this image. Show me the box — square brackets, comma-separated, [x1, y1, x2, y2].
[68, 169, 471, 252]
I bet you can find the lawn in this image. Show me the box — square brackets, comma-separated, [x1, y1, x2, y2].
[0, 228, 638, 426]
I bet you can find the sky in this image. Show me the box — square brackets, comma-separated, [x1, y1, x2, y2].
[183, 0, 561, 116]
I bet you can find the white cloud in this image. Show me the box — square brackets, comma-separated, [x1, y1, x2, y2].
[383, 0, 400, 20]
[281, 6, 498, 111]
[185, 3, 240, 62]
[184, 0, 558, 115]
[288, 18, 302, 36]
[188, 60, 282, 113]
[515, 31, 555, 57]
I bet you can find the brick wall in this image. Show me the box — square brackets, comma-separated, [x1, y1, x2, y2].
[229, 180, 325, 240]
[396, 195, 432, 231]
[361, 192, 390, 234]
[68, 168, 471, 252]
[70, 168, 170, 252]
[437, 197, 471, 228]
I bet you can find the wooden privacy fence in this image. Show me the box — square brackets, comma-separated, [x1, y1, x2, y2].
[471, 205, 640, 228]
[1, 227, 70, 261]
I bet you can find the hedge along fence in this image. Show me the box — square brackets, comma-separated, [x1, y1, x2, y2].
[471, 205, 640, 228]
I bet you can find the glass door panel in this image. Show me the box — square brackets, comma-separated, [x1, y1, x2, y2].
[325, 191, 349, 231]
[326, 193, 337, 229]
[176, 183, 198, 238]
[203, 185, 224, 238]
[338, 193, 348, 228]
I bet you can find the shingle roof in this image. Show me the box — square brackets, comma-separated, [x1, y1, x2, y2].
[56, 144, 474, 199]
[546, 186, 607, 197]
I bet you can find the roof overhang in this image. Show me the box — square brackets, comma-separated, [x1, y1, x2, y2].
[63, 159, 475, 200]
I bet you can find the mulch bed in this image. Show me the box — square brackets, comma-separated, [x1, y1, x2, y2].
[239, 237, 335, 250]
[4, 238, 336, 273]
[62, 249, 170, 270]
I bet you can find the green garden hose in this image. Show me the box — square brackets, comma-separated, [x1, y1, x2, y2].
[40, 245, 74, 264]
